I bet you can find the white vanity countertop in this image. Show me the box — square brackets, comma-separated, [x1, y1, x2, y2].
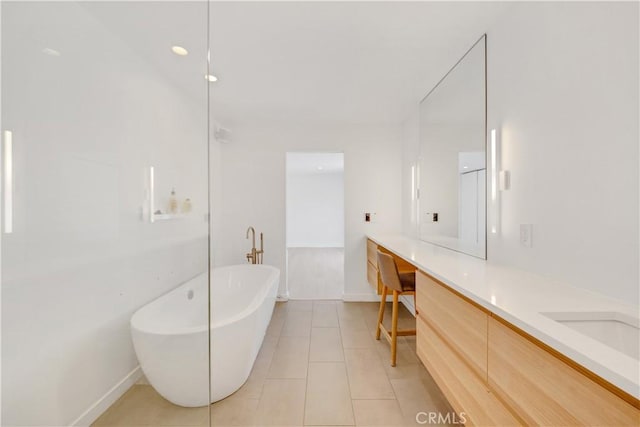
[367, 233, 640, 399]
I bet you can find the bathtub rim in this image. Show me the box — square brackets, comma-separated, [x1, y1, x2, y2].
[130, 264, 279, 336]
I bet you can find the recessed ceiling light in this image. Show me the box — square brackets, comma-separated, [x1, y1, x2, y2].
[205, 74, 218, 82]
[317, 166, 324, 171]
[463, 166, 468, 169]
[171, 46, 188, 56]
[42, 48, 61, 57]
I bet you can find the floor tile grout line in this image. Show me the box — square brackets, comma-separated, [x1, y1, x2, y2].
[351, 397, 400, 400]
[337, 303, 358, 426]
[302, 315, 313, 427]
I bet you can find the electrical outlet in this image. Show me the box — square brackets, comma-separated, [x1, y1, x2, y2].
[520, 224, 533, 248]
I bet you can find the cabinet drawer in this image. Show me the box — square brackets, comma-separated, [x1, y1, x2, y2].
[416, 271, 488, 379]
[488, 317, 639, 426]
[366, 261, 378, 291]
[366, 239, 378, 267]
[416, 315, 519, 427]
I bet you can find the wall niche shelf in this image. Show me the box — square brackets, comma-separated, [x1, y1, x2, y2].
[153, 213, 187, 221]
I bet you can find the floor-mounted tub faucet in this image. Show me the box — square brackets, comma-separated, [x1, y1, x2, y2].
[246, 226, 264, 264]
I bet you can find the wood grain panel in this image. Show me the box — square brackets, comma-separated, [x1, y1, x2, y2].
[488, 317, 640, 426]
[416, 315, 520, 427]
[416, 271, 488, 380]
[366, 239, 378, 267]
[366, 261, 379, 292]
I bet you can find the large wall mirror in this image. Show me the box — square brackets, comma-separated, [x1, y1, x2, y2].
[418, 35, 486, 259]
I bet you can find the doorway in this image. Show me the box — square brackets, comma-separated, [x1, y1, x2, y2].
[285, 152, 345, 299]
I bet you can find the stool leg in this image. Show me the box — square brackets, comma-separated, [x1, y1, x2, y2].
[376, 285, 387, 340]
[391, 290, 399, 366]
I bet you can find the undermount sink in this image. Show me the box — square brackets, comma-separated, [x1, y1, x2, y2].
[541, 311, 640, 361]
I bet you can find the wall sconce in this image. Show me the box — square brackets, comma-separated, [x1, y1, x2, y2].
[490, 128, 511, 235]
[3, 130, 13, 234]
[410, 164, 418, 236]
[411, 165, 416, 202]
[148, 166, 155, 223]
[415, 161, 422, 237]
[490, 129, 499, 234]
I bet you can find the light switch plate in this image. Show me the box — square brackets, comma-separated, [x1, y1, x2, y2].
[520, 224, 533, 248]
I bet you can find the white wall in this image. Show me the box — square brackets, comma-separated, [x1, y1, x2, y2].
[1, 3, 209, 425]
[213, 123, 403, 300]
[286, 169, 344, 248]
[402, 2, 639, 303]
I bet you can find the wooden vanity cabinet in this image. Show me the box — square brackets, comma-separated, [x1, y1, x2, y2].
[417, 316, 520, 426]
[366, 239, 380, 293]
[416, 273, 488, 380]
[416, 271, 518, 426]
[366, 240, 639, 425]
[415, 269, 640, 427]
[488, 316, 639, 426]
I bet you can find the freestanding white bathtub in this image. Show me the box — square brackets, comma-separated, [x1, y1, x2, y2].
[130, 264, 279, 407]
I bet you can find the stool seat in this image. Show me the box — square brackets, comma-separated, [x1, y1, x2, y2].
[375, 250, 417, 367]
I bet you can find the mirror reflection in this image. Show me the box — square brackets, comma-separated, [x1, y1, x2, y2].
[418, 36, 487, 258]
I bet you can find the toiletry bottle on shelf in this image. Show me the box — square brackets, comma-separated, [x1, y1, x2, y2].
[182, 198, 192, 214]
[168, 188, 178, 214]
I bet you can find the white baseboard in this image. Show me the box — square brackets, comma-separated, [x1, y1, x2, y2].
[70, 366, 143, 427]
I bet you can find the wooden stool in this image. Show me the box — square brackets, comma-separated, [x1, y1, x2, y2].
[375, 250, 417, 367]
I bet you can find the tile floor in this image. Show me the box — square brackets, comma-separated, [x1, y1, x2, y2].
[93, 301, 454, 427]
[287, 248, 344, 299]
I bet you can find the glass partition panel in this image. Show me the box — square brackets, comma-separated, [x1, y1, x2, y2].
[1, 2, 210, 425]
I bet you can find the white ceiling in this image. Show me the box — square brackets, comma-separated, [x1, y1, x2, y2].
[208, 1, 508, 126]
[76, 2, 510, 127]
